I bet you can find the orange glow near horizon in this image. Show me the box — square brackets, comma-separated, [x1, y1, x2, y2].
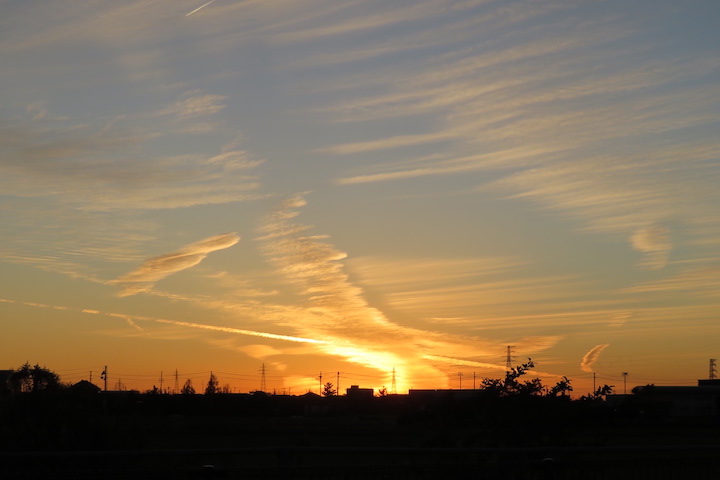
[2, 1, 719, 403]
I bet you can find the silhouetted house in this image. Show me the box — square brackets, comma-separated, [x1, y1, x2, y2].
[69, 379, 101, 395]
[346, 385, 374, 399]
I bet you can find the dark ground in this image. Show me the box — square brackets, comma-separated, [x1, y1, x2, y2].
[1, 391, 719, 479]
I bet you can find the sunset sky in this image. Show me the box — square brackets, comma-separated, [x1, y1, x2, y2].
[2, 0, 719, 395]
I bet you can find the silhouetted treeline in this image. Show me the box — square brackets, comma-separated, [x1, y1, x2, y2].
[1, 360, 717, 453]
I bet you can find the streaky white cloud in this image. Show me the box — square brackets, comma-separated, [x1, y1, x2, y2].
[0, 116, 264, 211]
[626, 263, 720, 298]
[256, 195, 561, 390]
[152, 318, 327, 344]
[112, 233, 240, 296]
[348, 256, 526, 289]
[336, 145, 565, 184]
[156, 91, 227, 119]
[348, 255, 588, 322]
[609, 311, 634, 328]
[580, 344, 610, 373]
[186, 0, 217, 17]
[631, 225, 672, 269]
[269, 0, 458, 43]
[305, 5, 720, 269]
[107, 313, 146, 332]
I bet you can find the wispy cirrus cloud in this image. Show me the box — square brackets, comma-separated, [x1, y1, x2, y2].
[0, 117, 264, 212]
[626, 263, 720, 298]
[111, 233, 240, 296]
[307, 4, 720, 270]
[155, 91, 227, 119]
[631, 224, 672, 269]
[347, 255, 593, 324]
[255, 195, 561, 389]
[580, 344, 610, 373]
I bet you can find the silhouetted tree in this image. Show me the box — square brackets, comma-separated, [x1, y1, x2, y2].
[580, 384, 614, 401]
[377, 386, 388, 397]
[220, 384, 232, 394]
[181, 379, 195, 395]
[322, 382, 336, 397]
[9, 362, 61, 393]
[205, 372, 219, 395]
[481, 359, 545, 397]
[547, 376, 573, 397]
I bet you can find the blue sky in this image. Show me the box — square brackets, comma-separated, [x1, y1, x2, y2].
[1, 0, 719, 393]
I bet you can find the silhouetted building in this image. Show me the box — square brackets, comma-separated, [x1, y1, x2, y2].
[631, 379, 720, 417]
[697, 379, 720, 387]
[346, 385, 374, 399]
[69, 379, 101, 395]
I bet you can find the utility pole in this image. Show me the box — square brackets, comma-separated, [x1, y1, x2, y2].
[458, 371, 463, 390]
[174, 369, 179, 394]
[89, 371, 92, 383]
[336, 371, 340, 396]
[622, 372, 628, 395]
[473, 372, 476, 390]
[101, 366, 107, 392]
[319, 372, 323, 395]
[593, 372, 596, 392]
[391, 368, 397, 395]
[159, 371, 164, 393]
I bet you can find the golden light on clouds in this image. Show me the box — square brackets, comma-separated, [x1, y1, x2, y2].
[580, 344, 610, 373]
[111, 233, 240, 296]
[2, 1, 719, 394]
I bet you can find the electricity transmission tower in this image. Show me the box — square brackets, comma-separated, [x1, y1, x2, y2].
[506, 346, 515, 370]
[260, 363, 267, 392]
[710, 359, 717, 380]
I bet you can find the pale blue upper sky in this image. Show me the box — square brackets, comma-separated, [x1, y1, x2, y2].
[1, 0, 719, 393]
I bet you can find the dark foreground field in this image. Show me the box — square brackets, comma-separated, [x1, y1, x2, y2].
[3, 443, 720, 479]
[2, 391, 720, 478]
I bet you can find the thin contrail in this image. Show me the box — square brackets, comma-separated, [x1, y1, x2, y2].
[4, 297, 327, 345]
[152, 318, 328, 344]
[186, 0, 216, 16]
